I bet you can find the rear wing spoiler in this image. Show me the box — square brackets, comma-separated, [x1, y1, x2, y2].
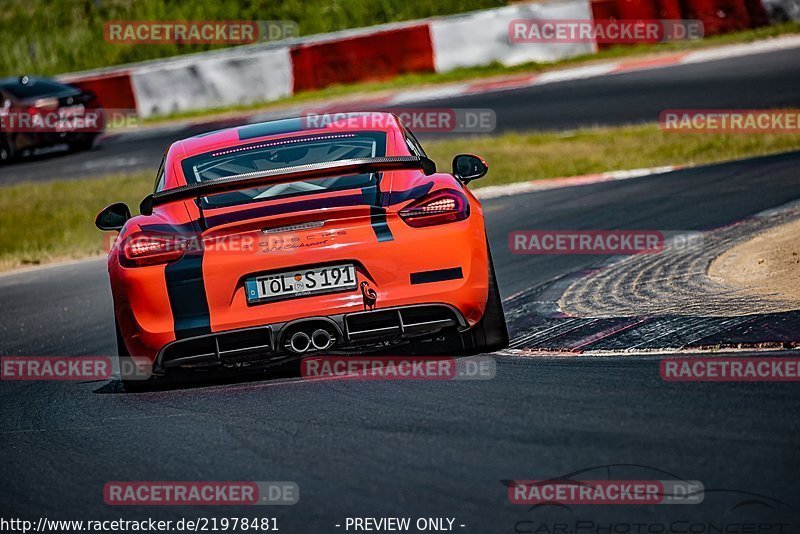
[140, 155, 436, 215]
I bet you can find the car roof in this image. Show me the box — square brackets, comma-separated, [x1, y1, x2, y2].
[0, 76, 79, 100]
[175, 112, 403, 158]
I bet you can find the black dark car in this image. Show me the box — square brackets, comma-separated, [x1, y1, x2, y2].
[0, 75, 104, 163]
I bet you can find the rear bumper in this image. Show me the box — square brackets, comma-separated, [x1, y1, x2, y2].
[113, 220, 490, 369]
[153, 303, 467, 374]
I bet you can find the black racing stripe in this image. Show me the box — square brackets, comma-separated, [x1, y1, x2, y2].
[410, 267, 464, 285]
[164, 249, 211, 339]
[369, 206, 393, 242]
[360, 183, 379, 205]
[360, 185, 393, 243]
[138, 221, 212, 338]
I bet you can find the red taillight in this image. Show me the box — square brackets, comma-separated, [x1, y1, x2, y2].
[120, 233, 188, 267]
[399, 189, 470, 227]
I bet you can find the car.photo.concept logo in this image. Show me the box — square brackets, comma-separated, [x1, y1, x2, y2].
[506, 465, 793, 533]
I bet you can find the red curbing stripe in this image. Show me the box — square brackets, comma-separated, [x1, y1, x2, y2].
[465, 74, 540, 94]
[612, 52, 690, 73]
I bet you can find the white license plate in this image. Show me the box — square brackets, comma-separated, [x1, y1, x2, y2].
[245, 264, 357, 303]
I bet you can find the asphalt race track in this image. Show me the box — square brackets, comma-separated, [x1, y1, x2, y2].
[1, 46, 799, 184]
[2, 151, 800, 529]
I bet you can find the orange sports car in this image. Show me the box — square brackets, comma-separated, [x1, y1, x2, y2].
[95, 112, 507, 387]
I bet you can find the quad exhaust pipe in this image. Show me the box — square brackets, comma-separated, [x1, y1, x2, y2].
[289, 332, 311, 353]
[311, 329, 334, 351]
[288, 328, 335, 353]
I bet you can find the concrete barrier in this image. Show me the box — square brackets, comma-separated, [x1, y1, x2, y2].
[430, 0, 596, 72]
[56, 0, 771, 119]
[130, 47, 293, 118]
[291, 24, 435, 91]
[58, 71, 137, 111]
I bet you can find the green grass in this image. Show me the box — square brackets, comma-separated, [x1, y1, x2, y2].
[138, 22, 800, 124]
[2, 123, 800, 271]
[0, 0, 506, 76]
[0, 173, 153, 271]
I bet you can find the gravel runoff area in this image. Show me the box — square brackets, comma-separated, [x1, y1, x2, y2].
[709, 214, 800, 307]
[558, 203, 800, 318]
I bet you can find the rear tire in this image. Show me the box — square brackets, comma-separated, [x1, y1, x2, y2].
[0, 135, 17, 164]
[68, 133, 97, 152]
[459, 240, 509, 355]
[116, 318, 161, 392]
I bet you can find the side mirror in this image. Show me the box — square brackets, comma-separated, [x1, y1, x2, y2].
[140, 194, 154, 216]
[452, 154, 488, 183]
[95, 202, 131, 231]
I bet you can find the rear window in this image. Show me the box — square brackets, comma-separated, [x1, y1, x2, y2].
[179, 131, 387, 209]
[0, 79, 78, 99]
